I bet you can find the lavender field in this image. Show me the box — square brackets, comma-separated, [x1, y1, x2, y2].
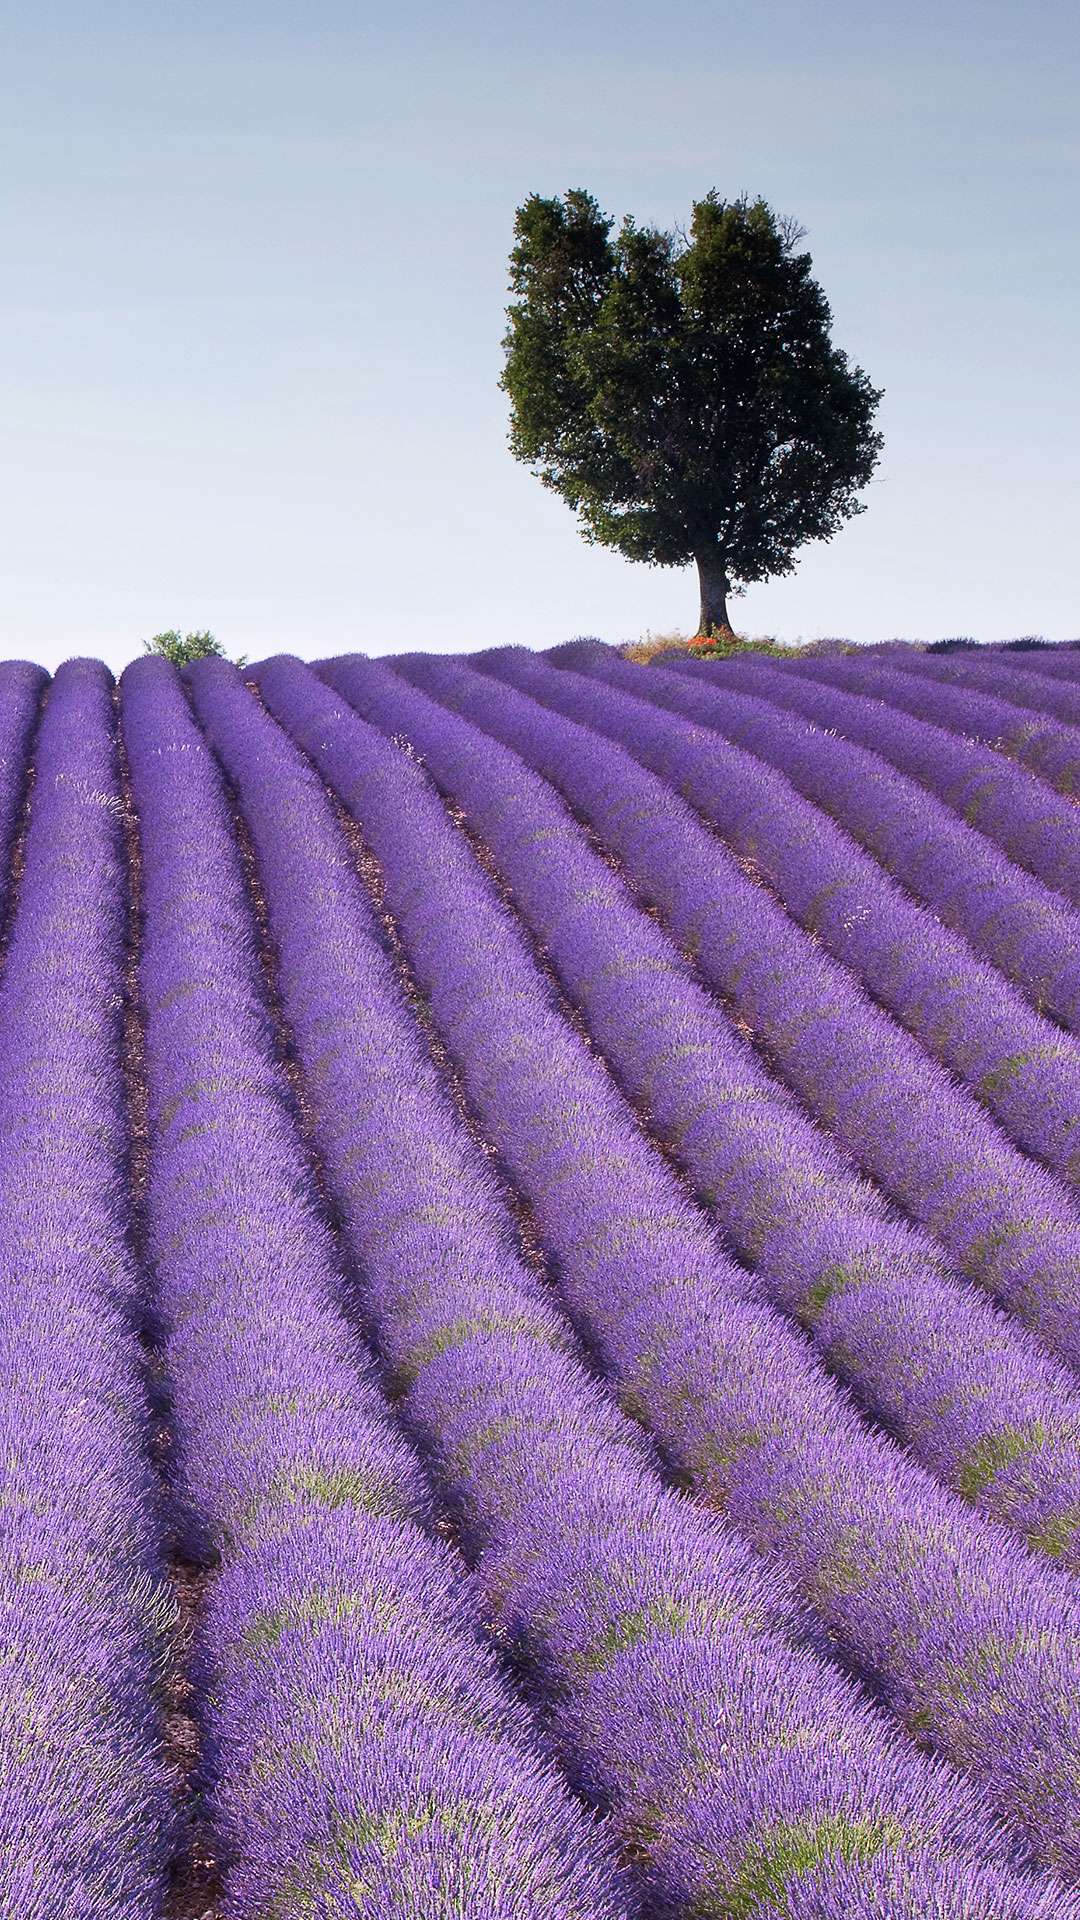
[8, 640, 1080, 1920]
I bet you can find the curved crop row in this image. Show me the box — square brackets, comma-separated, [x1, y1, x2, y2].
[257, 648, 1080, 1883]
[794, 650, 1080, 796]
[121, 654, 630, 1920]
[488, 644, 1080, 1375]
[186, 655, 1051, 1920]
[567, 647, 1080, 1188]
[885, 649, 1080, 729]
[701, 652, 1080, 917]
[387, 646, 1080, 1571]
[656, 652, 1080, 1036]
[0, 659, 46, 922]
[995, 648, 1080, 684]
[0, 661, 173, 1917]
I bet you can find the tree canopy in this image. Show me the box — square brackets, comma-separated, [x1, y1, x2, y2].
[141, 629, 247, 668]
[142, 629, 224, 666]
[500, 191, 884, 634]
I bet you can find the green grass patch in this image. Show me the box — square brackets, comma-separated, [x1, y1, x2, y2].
[697, 1812, 905, 1917]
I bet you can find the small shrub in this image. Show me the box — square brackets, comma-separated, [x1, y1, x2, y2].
[688, 631, 788, 661]
[620, 629, 697, 664]
[142, 629, 249, 669]
[621, 628, 802, 665]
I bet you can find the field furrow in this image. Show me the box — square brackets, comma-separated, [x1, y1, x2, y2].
[696, 653, 1080, 914]
[123, 654, 633, 1920]
[0, 660, 174, 1916]
[6, 637, 1080, 1917]
[186, 653, 1071, 1919]
[245, 650, 1080, 1883]
[380, 645, 1080, 1568]
[478, 646, 1080, 1374]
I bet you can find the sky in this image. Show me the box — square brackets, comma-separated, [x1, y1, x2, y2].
[0, 0, 1077, 672]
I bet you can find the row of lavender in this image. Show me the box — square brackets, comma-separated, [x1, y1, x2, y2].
[5, 639, 1080, 1915]
[3, 660, 627, 1917]
[377, 647, 1080, 1557]
[477, 648, 1080, 1372]
[124, 657, 629, 1918]
[0, 662, 174, 1915]
[653, 652, 1080, 1038]
[786, 645, 1080, 797]
[194, 655, 1063, 1918]
[256, 653, 1080, 1865]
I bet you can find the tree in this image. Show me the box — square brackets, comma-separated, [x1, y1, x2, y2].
[500, 191, 884, 635]
[141, 629, 247, 668]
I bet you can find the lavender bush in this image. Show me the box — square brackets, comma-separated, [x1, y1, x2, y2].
[0, 659, 45, 914]
[475, 644, 1080, 1376]
[0, 660, 173, 1917]
[184, 652, 1068, 1918]
[881, 647, 1080, 730]
[691, 652, 1080, 913]
[6, 634, 1080, 1914]
[652, 650, 1080, 1034]
[788, 648, 1080, 795]
[554, 645, 1080, 1185]
[239, 650, 1080, 1882]
[993, 648, 1080, 682]
[380, 646, 1080, 1569]
[122, 653, 632, 1920]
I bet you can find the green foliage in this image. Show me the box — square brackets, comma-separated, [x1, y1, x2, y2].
[620, 630, 856, 665]
[955, 1423, 1050, 1502]
[686, 631, 791, 661]
[1027, 1507, 1080, 1561]
[703, 1812, 905, 1919]
[141, 628, 249, 669]
[142, 628, 223, 665]
[501, 190, 884, 630]
[575, 1596, 693, 1675]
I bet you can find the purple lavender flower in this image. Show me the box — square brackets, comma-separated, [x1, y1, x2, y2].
[688, 650, 1080, 915]
[472, 643, 1080, 1377]
[993, 647, 1080, 684]
[371, 646, 1080, 1574]
[0, 659, 45, 919]
[549, 647, 1080, 1187]
[787, 647, 1080, 795]
[0, 660, 173, 1917]
[653, 649, 1080, 1037]
[234, 651, 1080, 1883]
[878, 647, 1080, 733]
[122, 653, 633, 1920]
[185, 654, 1065, 1915]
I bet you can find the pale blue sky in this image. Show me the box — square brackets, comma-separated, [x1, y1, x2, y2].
[1, 0, 1076, 670]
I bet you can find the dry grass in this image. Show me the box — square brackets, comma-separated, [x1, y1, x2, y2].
[620, 628, 699, 664]
[620, 627, 803, 665]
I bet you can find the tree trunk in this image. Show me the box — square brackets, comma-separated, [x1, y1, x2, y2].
[695, 548, 732, 636]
